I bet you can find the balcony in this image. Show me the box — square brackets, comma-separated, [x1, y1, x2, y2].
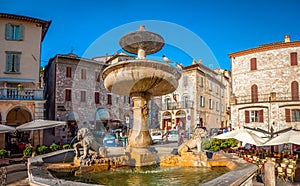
[233, 92, 300, 104]
[0, 87, 44, 100]
[162, 100, 194, 110]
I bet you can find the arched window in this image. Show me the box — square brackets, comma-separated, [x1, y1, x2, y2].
[251, 84, 258, 102]
[291, 81, 299, 101]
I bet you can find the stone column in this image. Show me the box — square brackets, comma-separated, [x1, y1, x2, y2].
[264, 158, 275, 186]
[128, 92, 152, 147]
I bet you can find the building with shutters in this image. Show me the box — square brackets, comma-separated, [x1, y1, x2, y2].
[229, 35, 300, 133]
[159, 60, 231, 133]
[0, 13, 51, 149]
[44, 52, 134, 144]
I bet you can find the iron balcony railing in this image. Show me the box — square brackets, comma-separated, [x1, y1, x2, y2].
[233, 92, 300, 104]
[0, 87, 44, 100]
[162, 100, 194, 110]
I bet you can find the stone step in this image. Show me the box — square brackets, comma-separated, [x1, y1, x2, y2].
[6, 163, 27, 173]
[6, 170, 28, 185]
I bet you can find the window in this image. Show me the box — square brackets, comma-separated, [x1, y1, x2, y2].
[200, 96, 205, 107]
[65, 89, 71, 101]
[292, 109, 300, 122]
[183, 96, 189, 108]
[5, 52, 21, 73]
[290, 52, 298, 66]
[245, 110, 263, 123]
[81, 69, 86, 80]
[66, 67, 72, 78]
[221, 89, 224, 98]
[95, 92, 100, 104]
[216, 101, 219, 111]
[80, 91, 86, 102]
[165, 97, 171, 109]
[250, 58, 257, 70]
[209, 81, 212, 91]
[216, 86, 219, 95]
[183, 76, 188, 87]
[5, 23, 24, 40]
[95, 72, 100, 82]
[291, 81, 299, 101]
[286, 109, 300, 122]
[251, 84, 258, 103]
[107, 94, 112, 105]
[221, 104, 224, 113]
[209, 99, 213, 109]
[200, 77, 204, 87]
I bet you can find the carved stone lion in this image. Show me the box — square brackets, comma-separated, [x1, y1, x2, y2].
[178, 127, 207, 156]
[74, 128, 107, 160]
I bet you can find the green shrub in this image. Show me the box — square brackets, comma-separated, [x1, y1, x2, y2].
[202, 138, 238, 152]
[37, 145, 49, 155]
[23, 146, 34, 157]
[49, 144, 61, 151]
[62, 144, 70, 149]
[0, 149, 8, 159]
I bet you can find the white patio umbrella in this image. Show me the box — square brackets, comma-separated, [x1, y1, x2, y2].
[213, 128, 268, 146]
[0, 124, 16, 133]
[16, 120, 66, 131]
[261, 130, 300, 146]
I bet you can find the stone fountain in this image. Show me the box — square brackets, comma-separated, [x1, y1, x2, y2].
[102, 26, 181, 166]
[26, 26, 258, 186]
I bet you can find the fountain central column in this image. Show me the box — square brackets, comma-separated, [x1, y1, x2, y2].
[129, 92, 152, 147]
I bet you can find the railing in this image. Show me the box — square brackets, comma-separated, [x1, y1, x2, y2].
[234, 92, 300, 104]
[162, 100, 194, 110]
[0, 87, 44, 100]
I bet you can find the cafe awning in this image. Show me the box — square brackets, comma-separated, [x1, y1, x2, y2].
[0, 124, 16, 133]
[261, 130, 300, 146]
[16, 120, 66, 131]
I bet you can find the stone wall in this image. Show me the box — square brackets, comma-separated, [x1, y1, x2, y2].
[231, 44, 300, 131]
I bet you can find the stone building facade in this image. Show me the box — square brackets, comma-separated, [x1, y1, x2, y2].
[159, 60, 231, 133]
[44, 53, 134, 144]
[229, 35, 300, 132]
[0, 13, 51, 149]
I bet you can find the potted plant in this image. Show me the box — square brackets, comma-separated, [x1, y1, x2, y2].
[0, 149, 9, 165]
[49, 144, 60, 151]
[37, 145, 49, 155]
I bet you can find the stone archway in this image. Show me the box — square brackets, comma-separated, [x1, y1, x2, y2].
[175, 110, 186, 130]
[162, 111, 172, 131]
[5, 106, 32, 153]
[6, 106, 32, 126]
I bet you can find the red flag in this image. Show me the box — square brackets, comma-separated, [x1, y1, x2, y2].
[173, 93, 177, 102]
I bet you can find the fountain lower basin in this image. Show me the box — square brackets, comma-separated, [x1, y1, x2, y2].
[27, 148, 257, 186]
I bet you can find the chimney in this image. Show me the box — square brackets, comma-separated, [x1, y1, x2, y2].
[192, 59, 196, 64]
[284, 35, 290, 43]
[139, 25, 145, 31]
[198, 59, 202, 64]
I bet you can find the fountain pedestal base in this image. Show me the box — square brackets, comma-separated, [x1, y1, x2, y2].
[126, 147, 157, 166]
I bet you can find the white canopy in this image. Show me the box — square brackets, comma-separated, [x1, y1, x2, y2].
[0, 124, 16, 133]
[16, 120, 66, 131]
[213, 128, 268, 146]
[261, 130, 300, 146]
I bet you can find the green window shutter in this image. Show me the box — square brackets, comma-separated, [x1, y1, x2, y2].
[6, 54, 13, 72]
[15, 54, 20, 72]
[5, 23, 12, 39]
[18, 24, 24, 40]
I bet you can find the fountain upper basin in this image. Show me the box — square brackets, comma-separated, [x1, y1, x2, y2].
[102, 60, 181, 97]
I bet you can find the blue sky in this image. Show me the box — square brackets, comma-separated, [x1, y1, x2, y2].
[1, 0, 300, 70]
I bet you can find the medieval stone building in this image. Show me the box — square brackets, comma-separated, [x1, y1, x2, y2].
[229, 35, 300, 132]
[159, 60, 231, 133]
[44, 53, 134, 143]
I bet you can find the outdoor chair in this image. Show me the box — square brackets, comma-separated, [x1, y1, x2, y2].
[277, 166, 286, 181]
[286, 167, 295, 182]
